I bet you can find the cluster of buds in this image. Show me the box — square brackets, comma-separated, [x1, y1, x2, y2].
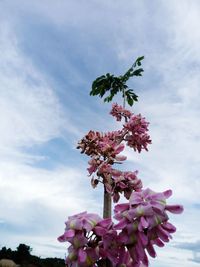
[77, 104, 151, 201]
[110, 103, 132, 121]
[124, 114, 151, 153]
[108, 170, 142, 203]
[77, 130, 123, 159]
[87, 152, 142, 202]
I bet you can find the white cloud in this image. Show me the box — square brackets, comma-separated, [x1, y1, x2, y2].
[0, 161, 102, 257]
[97, 1, 200, 206]
[0, 0, 200, 265]
[0, 20, 92, 256]
[0, 23, 79, 163]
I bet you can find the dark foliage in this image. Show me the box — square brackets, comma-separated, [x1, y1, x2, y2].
[0, 244, 65, 267]
[90, 56, 144, 106]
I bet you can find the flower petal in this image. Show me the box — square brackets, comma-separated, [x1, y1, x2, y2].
[165, 205, 184, 214]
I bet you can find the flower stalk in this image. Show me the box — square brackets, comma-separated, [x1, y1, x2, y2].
[58, 58, 183, 267]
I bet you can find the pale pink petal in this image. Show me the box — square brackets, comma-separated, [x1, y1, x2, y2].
[115, 155, 127, 161]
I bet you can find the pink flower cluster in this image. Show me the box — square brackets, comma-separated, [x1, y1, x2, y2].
[124, 114, 151, 152]
[77, 130, 124, 158]
[77, 104, 151, 201]
[104, 169, 142, 203]
[58, 212, 102, 266]
[59, 102, 183, 266]
[110, 103, 151, 153]
[88, 158, 142, 202]
[114, 188, 183, 266]
[58, 189, 183, 266]
[110, 103, 132, 121]
[58, 211, 117, 266]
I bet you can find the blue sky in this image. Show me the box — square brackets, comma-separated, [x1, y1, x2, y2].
[0, 0, 200, 266]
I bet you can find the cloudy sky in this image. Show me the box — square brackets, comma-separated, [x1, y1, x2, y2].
[0, 0, 200, 266]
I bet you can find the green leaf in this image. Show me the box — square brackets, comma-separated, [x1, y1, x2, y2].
[125, 89, 138, 103]
[133, 56, 144, 67]
[132, 68, 144, 76]
[104, 95, 113, 102]
[127, 95, 133, 106]
[89, 56, 144, 106]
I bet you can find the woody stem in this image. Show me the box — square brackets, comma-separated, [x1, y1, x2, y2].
[102, 187, 112, 267]
[103, 186, 112, 219]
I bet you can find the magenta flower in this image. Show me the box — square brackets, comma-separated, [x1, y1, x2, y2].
[58, 188, 183, 266]
[114, 188, 183, 266]
[58, 212, 115, 266]
[58, 212, 102, 266]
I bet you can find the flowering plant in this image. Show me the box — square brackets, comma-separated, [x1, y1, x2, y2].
[58, 57, 183, 266]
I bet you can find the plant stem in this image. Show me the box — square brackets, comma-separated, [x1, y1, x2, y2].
[102, 187, 112, 266]
[122, 88, 126, 108]
[103, 186, 111, 219]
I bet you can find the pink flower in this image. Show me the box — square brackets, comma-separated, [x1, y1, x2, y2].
[110, 103, 132, 121]
[77, 109, 151, 201]
[58, 212, 114, 267]
[114, 188, 183, 266]
[124, 114, 151, 152]
[69, 212, 101, 230]
[87, 157, 102, 175]
[59, 187, 183, 267]
[111, 170, 142, 202]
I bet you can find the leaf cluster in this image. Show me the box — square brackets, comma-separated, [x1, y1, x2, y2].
[90, 56, 144, 106]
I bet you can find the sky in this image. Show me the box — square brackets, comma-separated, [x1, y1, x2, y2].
[0, 0, 200, 266]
